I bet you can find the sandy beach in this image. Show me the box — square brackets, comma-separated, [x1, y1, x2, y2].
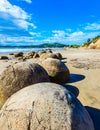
[55, 48, 100, 130]
[54, 48, 100, 108]
[0, 48, 100, 130]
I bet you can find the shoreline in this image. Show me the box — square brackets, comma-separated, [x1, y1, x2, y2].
[0, 47, 63, 54]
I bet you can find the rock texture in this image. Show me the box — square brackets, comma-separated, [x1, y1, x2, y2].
[40, 53, 59, 60]
[41, 58, 70, 83]
[0, 83, 94, 130]
[0, 62, 50, 108]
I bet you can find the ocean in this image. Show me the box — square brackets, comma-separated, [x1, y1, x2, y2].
[0, 46, 63, 54]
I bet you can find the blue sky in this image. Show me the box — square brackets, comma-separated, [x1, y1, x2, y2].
[0, 0, 100, 45]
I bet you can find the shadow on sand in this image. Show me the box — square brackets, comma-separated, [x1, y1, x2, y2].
[85, 106, 100, 130]
[62, 84, 79, 97]
[68, 73, 85, 83]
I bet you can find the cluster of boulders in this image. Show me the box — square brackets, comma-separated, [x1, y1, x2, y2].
[0, 50, 70, 108]
[13, 50, 63, 61]
[0, 50, 95, 130]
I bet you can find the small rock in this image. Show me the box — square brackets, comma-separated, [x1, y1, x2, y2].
[33, 52, 39, 58]
[9, 53, 14, 55]
[14, 52, 23, 57]
[27, 51, 35, 57]
[0, 56, 9, 60]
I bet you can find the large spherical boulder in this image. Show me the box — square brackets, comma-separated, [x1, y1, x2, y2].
[0, 83, 94, 130]
[0, 62, 50, 108]
[40, 53, 59, 60]
[41, 58, 70, 83]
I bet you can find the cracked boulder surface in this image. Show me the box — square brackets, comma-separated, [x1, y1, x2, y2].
[41, 58, 70, 83]
[0, 61, 50, 109]
[0, 83, 94, 130]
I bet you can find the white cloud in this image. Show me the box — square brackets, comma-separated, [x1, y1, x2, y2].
[0, 34, 36, 45]
[17, 0, 32, 4]
[0, 32, 42, 45]
[0, 30, 100, 46]
[85, 22, 100, 30]
[29, 32, 41, 37]
[0, 0, 28, 19]
[69, 31, 84, 38]
[52, 30, 68, 38]
[0, 0, 36, 30]
[13, 19, 36, 30]
[23, 0, 32, 4]
[43, 30, 100, 44]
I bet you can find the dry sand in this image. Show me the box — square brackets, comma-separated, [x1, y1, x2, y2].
[0, 48, 100, 130]
[54, 48, 100, 108]
[55, 48, 100, 130]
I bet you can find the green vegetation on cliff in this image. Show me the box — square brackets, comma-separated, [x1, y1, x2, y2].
[68, 44, 80, 48]
[82, 35, 100, 47]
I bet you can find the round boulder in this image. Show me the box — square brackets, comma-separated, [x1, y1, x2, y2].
[38, 50, 46, 56]
[14, 52, 23, 57]
[25, 51, 36, 59]
[41, 58, 70, 83]
[40, 53, 59, 60]
[0, 83, 94, 130]
[0, 62, 50, 108]
[33, 52, 39, 58]
[27, 51, 35, 57]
